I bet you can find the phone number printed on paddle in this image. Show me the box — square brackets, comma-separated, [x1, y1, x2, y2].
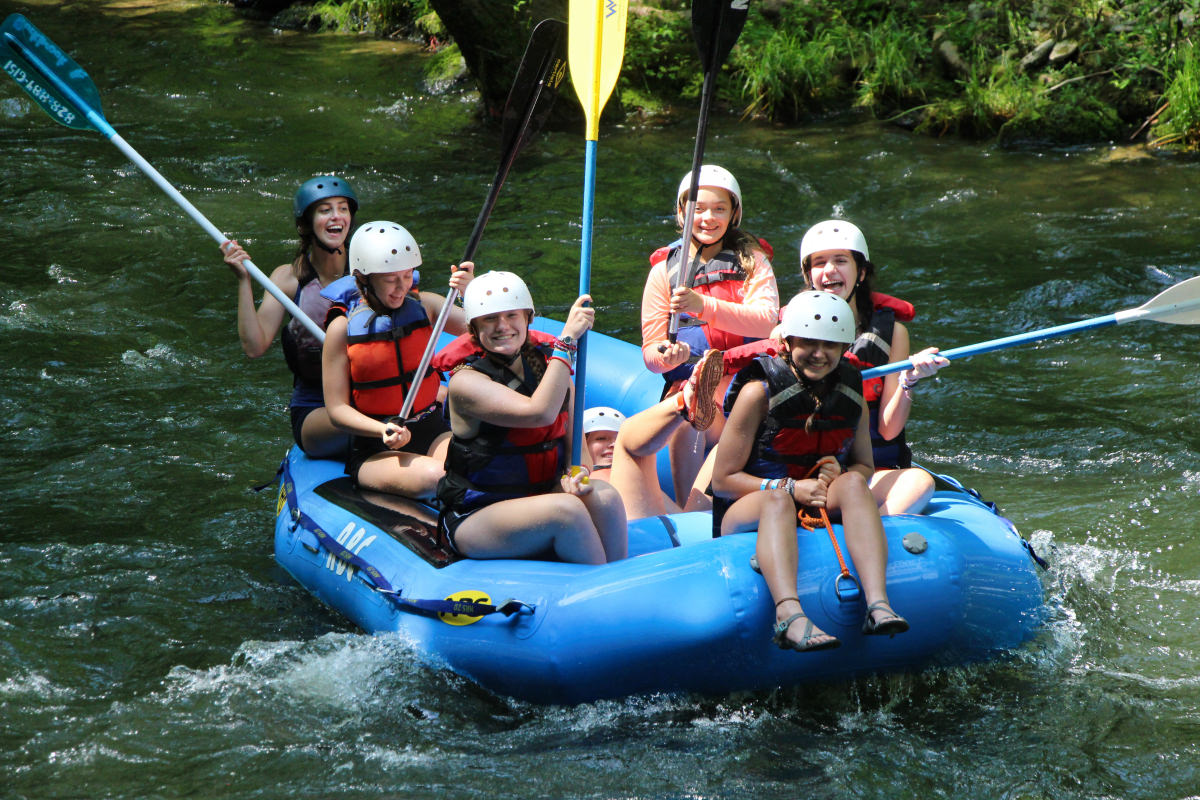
[3, 58, 78, 125]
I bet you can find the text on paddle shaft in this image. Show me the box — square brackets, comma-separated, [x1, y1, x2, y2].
[3, 59, 77, 125]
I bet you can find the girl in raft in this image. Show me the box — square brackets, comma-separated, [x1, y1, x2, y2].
[436, 272, 627, 564]
[221, 175, 358, 458]
[799, 219, 948, 514]
[722, 219, 949, 514]
[712, 291, 909, 652]
[640, 165, 779, 503]
[321, 221, 474, 498]
[582, 342, 725, 521]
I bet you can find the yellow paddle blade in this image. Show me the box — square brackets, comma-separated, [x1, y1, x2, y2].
[568, 0, 629, 140]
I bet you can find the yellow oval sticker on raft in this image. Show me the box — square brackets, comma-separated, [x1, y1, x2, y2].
[439, 591, 491, 626]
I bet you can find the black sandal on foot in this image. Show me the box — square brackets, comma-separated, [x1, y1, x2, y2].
[772, 598, 841, 652]
[861, 602, 910, 637]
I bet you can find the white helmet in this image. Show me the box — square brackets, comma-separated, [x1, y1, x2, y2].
[462, 271, 535, 322]
[349, 221, 422, 275]
[677, 164, 742, 227]
[780, 291, 857, 344]
[799, 219, 869, 265]
[582, 407, 625, 435]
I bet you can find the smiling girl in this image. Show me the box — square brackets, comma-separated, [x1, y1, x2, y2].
[221, 175, 358, 458]
[321, 221, 473, 499]
[639, 165, 779, 502]
[436, 271, 627, 564]
[800, 219, 948, 514]
[712, 291, 908, 653]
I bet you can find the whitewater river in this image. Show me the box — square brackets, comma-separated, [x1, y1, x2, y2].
[2, 1, 1198, 797]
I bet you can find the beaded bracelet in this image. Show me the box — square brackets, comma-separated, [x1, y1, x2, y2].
[553, 337, 578, 353]
[899, 375, 917, 392]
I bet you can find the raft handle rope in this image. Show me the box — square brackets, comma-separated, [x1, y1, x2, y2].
[280, 457, 535, 619]
[794, 463, 863, 603]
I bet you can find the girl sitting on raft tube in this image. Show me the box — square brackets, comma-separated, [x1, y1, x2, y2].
[713, 291, 909, 653]
[436, 272, 627, 564]
[722, 219, 949, 515]
[220, 175, 358, 459]
[321, 221, 474, 499]
[639, 165, 779, 504]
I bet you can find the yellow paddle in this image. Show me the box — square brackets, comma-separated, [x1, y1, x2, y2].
[567, 0, 629, 460]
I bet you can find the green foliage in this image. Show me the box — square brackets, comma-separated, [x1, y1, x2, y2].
[1152, 41, 1200, 148]
[621, 7, 700, 99]
[712, 0, 1200, 144]
[307, 0, 433, 35]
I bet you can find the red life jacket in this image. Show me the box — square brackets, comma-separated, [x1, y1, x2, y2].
[345, 295, 441, 417]
[432, 328, 559, 372]
[712, 356, 864, 533]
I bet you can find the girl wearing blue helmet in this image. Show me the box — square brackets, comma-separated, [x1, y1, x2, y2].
[220, 175, 357, 458]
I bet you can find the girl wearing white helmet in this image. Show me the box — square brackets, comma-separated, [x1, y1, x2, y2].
[321, 221, 475, 499]
[713, 291, 908, 652]
[219, 174, 359, 458]
[639, 164, 781, 503]
[800, 218, 948, 514]
[436, 272, 627, 565]
[581, 407, 625, 479]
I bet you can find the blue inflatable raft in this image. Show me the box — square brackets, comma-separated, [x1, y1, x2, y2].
[273, 321, 1047, 704]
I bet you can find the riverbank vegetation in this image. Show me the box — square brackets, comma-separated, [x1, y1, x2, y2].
[241, 0, 1200, 148]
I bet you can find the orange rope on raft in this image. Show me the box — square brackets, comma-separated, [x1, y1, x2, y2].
[796, 463, 852, 581]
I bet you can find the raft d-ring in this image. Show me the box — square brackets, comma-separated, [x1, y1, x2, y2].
[834, 572, 861, 603]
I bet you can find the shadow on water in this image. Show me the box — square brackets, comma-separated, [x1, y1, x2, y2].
[2, 1, 1200, 798]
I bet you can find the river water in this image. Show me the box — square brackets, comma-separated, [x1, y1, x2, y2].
[2, 1, 1198, 797]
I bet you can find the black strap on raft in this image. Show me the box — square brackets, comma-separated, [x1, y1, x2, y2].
[279, 456, 535, 619]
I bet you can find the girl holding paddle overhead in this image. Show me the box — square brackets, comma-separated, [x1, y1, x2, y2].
[640, 164, 780, 504]
[321, 221, 474, 499]
[713, 291, 909, 653]
[220, 175, 357, 459]
[436, 271, 627, 565]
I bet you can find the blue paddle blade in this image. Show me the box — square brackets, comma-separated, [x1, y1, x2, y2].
[1, 13, 105, 131]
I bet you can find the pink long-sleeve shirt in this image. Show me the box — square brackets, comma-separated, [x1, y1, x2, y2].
[640, 246, 780, 374]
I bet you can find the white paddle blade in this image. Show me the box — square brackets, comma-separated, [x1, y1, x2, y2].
[1116, 274, 1200, 326]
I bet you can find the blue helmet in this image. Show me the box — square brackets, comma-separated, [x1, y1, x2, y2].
[292, 175, 358, 223]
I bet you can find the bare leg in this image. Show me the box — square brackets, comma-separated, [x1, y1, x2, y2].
[578, 479, 629, 561]
[667, 424, 705, 507]
[452, 494, 607, 564]
[355, 432, 451, 500]
[299, 407, 351, 459]
[869, 467, 935, 515]
[720, 490, 837, 648]
[827, 470, 902, 627]
[609, 398, 689, 518]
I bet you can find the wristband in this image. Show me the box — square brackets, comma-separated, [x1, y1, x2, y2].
[899, 374, 917, 392]
[548, 353, 574, 374]
[553, 336, 578, 353]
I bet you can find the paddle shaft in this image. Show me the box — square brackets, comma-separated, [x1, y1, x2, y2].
[3, 25, 324, 340]
[667, 15, 724, 343]
[861, 314, 1119, 379]
[570, 0, 628, 461]
[397, 20, 565, 421]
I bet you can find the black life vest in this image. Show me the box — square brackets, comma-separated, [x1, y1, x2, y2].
[712, 356, 864, 533]
[436, 345, 568, 513]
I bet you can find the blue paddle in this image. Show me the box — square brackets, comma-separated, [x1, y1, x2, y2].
[0, 13, 324, 340]
[861, 275, 1200, 379]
